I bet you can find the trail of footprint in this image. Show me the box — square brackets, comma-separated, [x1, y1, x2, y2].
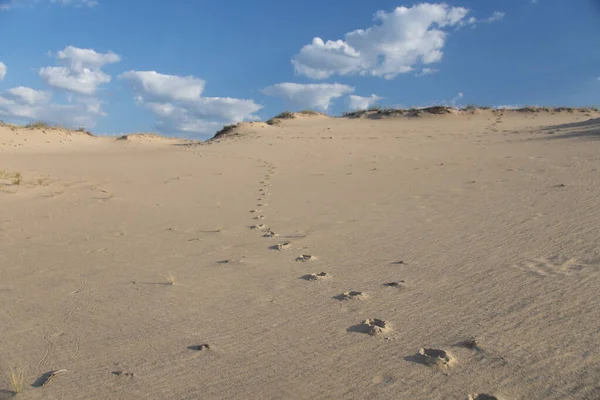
[514, 255, 598, 276]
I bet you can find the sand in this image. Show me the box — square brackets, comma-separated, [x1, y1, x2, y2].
[1, 109, 599, 399]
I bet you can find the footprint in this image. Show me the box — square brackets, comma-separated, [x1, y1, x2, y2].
[188, 344, 210, 351]
[270, 242, 291, 251]
[333, 291, 366, 301]
[257, 203, 268, 207]
[253, 215, 265, 220]
[263, 230, 278, 238]
[296, 254, 316, 262]
[383, 280, 405, 288]
[514, 255, 596, 276]
[302, 272, 330, 281]
[468, 395, 498, 400]
[249, 209, 262, 213]
[250, 224, 268, 231]
[413, 348, 456, 368]
[349, 319, 391, 336]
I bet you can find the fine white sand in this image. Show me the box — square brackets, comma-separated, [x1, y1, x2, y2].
[1, 108, 599, 399]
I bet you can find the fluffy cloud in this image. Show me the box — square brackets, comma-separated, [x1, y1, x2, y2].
[292, 3, 471, 80]
[0, 86, 104, 127]
[5, 86, 52, 105]
[262, 83, 354, 110]
[120, 71, 205, 102]
[348, 94, 383, 110]
[0, 62, 6, 80]
[39, 46, 120, 95]
[120, 70, 262, 135]
[292, 3, 504, 80]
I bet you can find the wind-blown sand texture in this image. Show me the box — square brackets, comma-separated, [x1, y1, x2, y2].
[1, 108, 600, 399]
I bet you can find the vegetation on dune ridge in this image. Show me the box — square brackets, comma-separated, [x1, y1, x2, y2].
[342, 105, 599, 119]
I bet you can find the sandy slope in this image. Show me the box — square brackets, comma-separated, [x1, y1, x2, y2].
[1, 110, 599, 399]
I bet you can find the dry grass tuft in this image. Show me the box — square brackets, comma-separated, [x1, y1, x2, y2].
[9, 366, 26, 394]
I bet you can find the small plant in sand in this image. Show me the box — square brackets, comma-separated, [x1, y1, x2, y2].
[0, 170, 22, 185]
[12, 172, 21, 185]
[9, 366, 26, 394]
[166, 274, 176, 285]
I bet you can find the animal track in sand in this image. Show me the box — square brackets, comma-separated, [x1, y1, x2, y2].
[250, 224, 268, 231]
[263, 230, 278, 238]
[514, 255, 598, 276]
[468, 394, 498, 400]
[296, 254, 316, 262]
[414, 348, 456, 368]
[333, 291, 366, 301]
[188, 344, 210, 351]
[249, 209, 262, 213]
[253, 215, 265, 220]
[383, 280, 405, 288]
[270, 242, 291, 251]
[351, 319, 391, 336]
[302, 272, 330, 281]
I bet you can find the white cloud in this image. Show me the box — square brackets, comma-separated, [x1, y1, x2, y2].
[5, 86, 51, 105]
[39, 46, 120, 95]
[0, 86, 104, 127]
[120, 70, 205, 102]
[348, 94, 383, 110]
[120, 70, 262, 135]
[466, 11, 505, 25]
[416, 67, 438, 76]
[262, 82, 354, 110]
[0, 62, 6, 80]
[292, 3, 471, 80]
[483, 11, 505, 23]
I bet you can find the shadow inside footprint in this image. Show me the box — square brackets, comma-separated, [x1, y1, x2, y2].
[347, 319, 391, 336]
[383, 280, 405, 287]
[333, 291, 366, 301]
[468, 395, 498, 400]
[301, 272, 330, 281]
[269, 242, 291, 251]
[405, 348, 456, 368]
[188, 344, 210, 351]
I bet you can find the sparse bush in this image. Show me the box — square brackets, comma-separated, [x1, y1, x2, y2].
[272, 111, 295, 119]
[297, 109, 319, 115]
[24, 121, 53, 129]
[266, 111, 296, 125]
[367, 104, 384, 112]
[75, 127, 93, 136]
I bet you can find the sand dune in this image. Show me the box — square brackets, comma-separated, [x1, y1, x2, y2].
[1, 109, 599, 399]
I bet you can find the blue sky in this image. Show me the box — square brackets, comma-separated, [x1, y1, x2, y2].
[0, 0, 599, 138]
